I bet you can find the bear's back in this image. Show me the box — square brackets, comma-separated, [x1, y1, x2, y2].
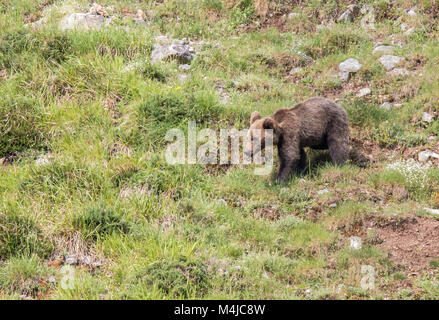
[280, 97, 348, 147]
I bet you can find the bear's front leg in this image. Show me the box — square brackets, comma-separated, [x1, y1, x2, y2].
[275, 143, 300, 183]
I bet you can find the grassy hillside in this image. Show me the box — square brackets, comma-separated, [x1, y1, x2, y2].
[1, 0, 439, 299]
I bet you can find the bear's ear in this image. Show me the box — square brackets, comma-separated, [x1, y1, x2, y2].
[263, 117, 277, 131]
[250, 111, 261, 124]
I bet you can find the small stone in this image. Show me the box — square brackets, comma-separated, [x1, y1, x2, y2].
[92, 261, 102, 268]
[305, 289, 312, 295]
[386, 68, 410, 77]
[337, 10, 353, 23]
[373, 45, 395, 55]
[405, 9, 417, 16]
[424, 208, 439, 215]
[137, 9, 145, 20]
[336, 71, 350, 82]
[329, 203, 337, 208]
[317, 189, 329, 195]
[287, 12, 299, 20]
[349, 236, 362, 250]
[178, 64, 191, 72]
[65, 256, 77, 265]
[48, 276, 56, 283]
[151, 43, 194, 64]
[378, 55, 404, 70]
[178, 74, 189, 82]
[360, 5, 375, 30]
[289, 67, 303, 75]
[35, 153, 53, 166]
[422, 112, 434, 123]
[418, 150, 439, 162]
[60, 13, 113, 31]
[428, 136, 435, 141]
[218, 199, 227, 206]
[132, 17, 147, 26]
[357, 88, 371, 97]
[339, 58, 362, 73]
[380, 102, 392, 110]
[89, 3, 108, 17]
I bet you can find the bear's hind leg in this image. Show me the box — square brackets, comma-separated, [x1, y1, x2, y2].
[296, 149, 308, 174]
[328, 138, 349, 165]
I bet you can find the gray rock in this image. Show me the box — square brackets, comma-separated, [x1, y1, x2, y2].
[373, 45, 395, 55]
[65, 256, 77, 265]
[287, 12, 299, 20]
[151, 44, 194, 64]
[289, 67, 303, 75]
[337, 5, 360, 23]
[357, 88, 371, 97]
[360, 5, 375, 30]
[132, 17, 147, 26]
[386, 68, 410, 77]
[339, 58, 362, 73]
[336, 71, 350, 82]
[400, 22, 408, 32]
[418, 150, 439, 162]
[178, 74, 189, 82]
[349, 236, 362, 250]
[337, 10, 353, 23]
[179, 64, 191, 72]
[422, 112, 434, 123]
[424, 208, 439, 215]
[89, 3, 109, 17]
[378, 55, 404, 70]
[35, 153, 53, 166]
[60, 13, 113, 31]
[405, 9, 417, 16]
[380, 102, 392, 110]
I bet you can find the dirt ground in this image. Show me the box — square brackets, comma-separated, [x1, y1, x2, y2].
[366, 215, 439, 275]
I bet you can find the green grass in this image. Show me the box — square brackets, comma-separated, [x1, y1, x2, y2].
[1, 0, 439, 300]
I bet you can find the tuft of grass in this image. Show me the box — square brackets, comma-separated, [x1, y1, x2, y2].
[0, 255, 53, 297]
[0, 207, 54, 260]
[136, 91, 222, 146]
[0, 95, 47, 157]
[303, 25, 370, 59]
[125, 257, 210, 299]
[72, 205, 131, 241]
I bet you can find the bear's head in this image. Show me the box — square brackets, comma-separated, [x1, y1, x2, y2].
[244, 111, 280, 158]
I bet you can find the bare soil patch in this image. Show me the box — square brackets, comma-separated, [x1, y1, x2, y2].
[365, 215, 439, 275]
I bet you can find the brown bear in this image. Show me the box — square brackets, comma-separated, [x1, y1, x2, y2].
[244, 96, 350, 182]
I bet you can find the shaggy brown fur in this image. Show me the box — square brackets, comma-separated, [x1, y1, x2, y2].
[245, 97, 350, 182]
